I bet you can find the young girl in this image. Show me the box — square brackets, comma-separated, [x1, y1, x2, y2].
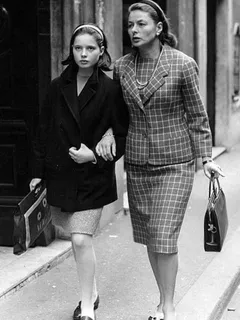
[30, 24, 128, 320]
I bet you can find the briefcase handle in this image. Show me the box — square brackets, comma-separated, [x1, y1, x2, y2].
[208, 173, 221, 199]
[34, 183, 44, 197]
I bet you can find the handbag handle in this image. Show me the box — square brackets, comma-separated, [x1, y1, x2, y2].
[208, 173, 221, 199]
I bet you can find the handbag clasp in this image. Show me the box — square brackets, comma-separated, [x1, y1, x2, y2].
[208, 223, 217, 233]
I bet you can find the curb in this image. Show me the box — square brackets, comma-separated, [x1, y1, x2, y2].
[176, 227, 240, 320]
[0, 209, 124, 301]
[0, 240, 72, 301]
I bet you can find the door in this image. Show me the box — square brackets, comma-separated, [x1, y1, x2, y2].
[0, 0, 50, 210]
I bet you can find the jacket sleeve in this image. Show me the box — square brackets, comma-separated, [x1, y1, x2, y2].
[182, 58, 212, 158]
[31, 86, 52, 178]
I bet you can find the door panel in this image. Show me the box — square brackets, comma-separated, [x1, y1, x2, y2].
[0, 0, 50, 206]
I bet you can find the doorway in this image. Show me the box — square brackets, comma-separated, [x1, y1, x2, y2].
[0, 0, 50, 207]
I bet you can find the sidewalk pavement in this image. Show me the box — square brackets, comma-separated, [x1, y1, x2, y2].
[0, 145, 240, 319]
[221, 283, 240, 319]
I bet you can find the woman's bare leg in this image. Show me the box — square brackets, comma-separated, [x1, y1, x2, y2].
[148, 249, 178, 320]
[147, 248, 164, 318]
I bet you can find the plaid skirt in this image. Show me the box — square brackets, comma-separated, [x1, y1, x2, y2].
[126, 160, 195, 254]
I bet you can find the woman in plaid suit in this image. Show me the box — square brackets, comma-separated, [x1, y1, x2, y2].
[96, 1, 224, 319]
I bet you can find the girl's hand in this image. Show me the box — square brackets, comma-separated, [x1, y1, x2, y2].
[69, 144, 95, 164]
[203, 161, 225, 179]
[96, 135, 116, 161]
[29, 178, 42, 192]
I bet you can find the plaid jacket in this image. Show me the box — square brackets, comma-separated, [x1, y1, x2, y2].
[113, 45, 212, 165]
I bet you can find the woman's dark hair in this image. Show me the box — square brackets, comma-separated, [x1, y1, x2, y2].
[62, 24, 112, 71]
[128, 2, 178, 48]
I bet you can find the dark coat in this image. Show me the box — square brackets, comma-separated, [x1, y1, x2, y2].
[32, 64, 129, 212]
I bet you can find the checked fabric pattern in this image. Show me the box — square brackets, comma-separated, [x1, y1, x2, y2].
[126, 161, 195, 253]
[113, 44, 212, 166]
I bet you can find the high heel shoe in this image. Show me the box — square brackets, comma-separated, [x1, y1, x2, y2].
[73, 296, 99, 320]
[148, 312, 164, 320]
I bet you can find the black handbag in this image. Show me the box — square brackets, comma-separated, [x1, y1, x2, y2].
[13, 183, 54, 255]
[204, 176, 228, 252]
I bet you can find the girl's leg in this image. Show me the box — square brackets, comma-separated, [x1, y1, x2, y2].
[72, 233, 97, 319]
[148, 250, 178, 320]
[72, 243, 98, 303]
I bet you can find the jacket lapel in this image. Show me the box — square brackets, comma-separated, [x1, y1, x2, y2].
[78, 70, 98, 113]
[142, 45, 171, 105]
[61, 64, 81, 128]
[61, 65, 98, 128]
[62, 79, 81, 128]
[121, 53, 144, 110]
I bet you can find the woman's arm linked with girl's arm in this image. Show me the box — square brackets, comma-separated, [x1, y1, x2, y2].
[95, 128, 116, 161]
[95, 63, 125, 161]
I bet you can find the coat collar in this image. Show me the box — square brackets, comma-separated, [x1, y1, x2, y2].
[122, 44, 172, 108]
[60, 64, 99, 128]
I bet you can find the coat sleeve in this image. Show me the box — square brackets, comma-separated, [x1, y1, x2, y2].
[182, 58, 212, 158]
[92, 72, 129, 168]
[110, 83, 129, 161]
[111, 61, 129, 160]
[31, 86, 53, 178]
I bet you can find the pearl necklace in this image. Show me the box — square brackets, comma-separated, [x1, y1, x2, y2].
[134, 48, 163, 90]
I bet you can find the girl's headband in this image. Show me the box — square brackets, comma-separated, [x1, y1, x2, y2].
[139, 0, 163, 20]
[73, 24, 104, 41]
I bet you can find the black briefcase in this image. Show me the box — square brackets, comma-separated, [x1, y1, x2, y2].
[13, 183, 55, 255]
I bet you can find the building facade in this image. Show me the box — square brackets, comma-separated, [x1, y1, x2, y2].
[1, 0, 240, 235]
[168, 0, 240, 148]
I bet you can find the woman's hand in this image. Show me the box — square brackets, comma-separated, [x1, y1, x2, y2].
[69, 144, 95, 164]
[203, 161, 225, 179]
[29, 178, 42, 192]
[96, 135, 116, 161]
